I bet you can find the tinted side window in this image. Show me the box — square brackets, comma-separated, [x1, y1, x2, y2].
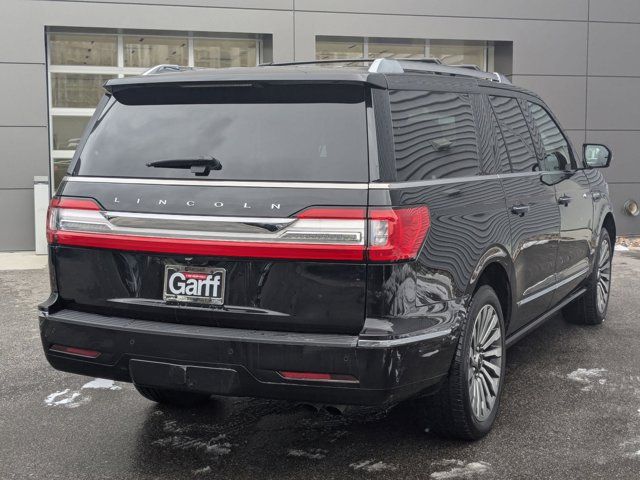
[471, 94, 511, 174]
[489, 96, 538, 173]
[526, 101, 574, 171]
[389, 91, 480, 180]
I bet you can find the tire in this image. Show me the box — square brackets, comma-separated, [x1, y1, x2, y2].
[134, 384, 211, 407]
[563, 228, 612, 326]
[423, 285, 506, 440]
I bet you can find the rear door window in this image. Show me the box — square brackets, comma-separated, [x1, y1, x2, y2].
[389, 90, 480, 180]
[73, 84, 369, 182]
[471, 94, 511, 175]
[489, 96, 539, 173]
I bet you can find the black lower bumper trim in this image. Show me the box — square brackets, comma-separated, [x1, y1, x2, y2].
[40, 308, 454, 406]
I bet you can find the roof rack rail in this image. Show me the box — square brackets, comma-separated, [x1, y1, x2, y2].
[261, 57, 511, 84]
[142, 64, 199, 75]
[372, 58, 511, 84]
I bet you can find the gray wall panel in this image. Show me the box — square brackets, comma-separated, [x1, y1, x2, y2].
[566, 130, 587, 155]
[0, 128, 50, 189]
[0, 1, 47, 63]
[587, 77, 640, 131]
[608, 184, 640, 236]
[588, 22, 640, 77]
[0, 189, 35, 251]
[590, 0, 640, 23]
[296, 0, 588, 21]
[0, 64, 48, 126]
[512, 75, 587, 130]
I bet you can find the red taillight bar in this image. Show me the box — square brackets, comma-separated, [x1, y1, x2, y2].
[47, 198, 430, 263]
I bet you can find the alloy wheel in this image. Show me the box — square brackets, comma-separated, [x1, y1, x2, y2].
[468, 304, 503, 422]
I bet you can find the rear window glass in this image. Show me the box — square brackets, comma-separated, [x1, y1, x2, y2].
[389, 90, 479, 180]
[73, 84, 369, 182]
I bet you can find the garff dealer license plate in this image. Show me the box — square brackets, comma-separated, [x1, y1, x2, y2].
[163, 265, 226, 306]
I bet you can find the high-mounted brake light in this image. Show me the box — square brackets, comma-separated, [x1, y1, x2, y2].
[47, 197, 429, 262]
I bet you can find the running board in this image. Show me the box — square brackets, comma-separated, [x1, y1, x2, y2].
[505, 288, 587, 348]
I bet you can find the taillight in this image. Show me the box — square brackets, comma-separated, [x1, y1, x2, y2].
[299, 206, 430, 262]
[367, 206, 430, 262]
[46, 197, 102, 244]
[47, 197, 429, 262]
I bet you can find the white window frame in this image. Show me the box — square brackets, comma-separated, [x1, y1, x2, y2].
[47, 30, 263, 194]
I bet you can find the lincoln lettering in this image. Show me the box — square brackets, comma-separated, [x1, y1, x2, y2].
[112, 197, 281, 210]
[168, 272, 221, 298]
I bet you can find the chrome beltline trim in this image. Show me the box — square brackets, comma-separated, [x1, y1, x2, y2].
[64, 176, 371, 190]
[518, 267, 589, 306]
[369, 175, 500, 189]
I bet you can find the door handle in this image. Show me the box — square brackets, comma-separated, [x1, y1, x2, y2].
[558, 195, 572, 206]
[510, 204, 530, 216]
[592, 191, 602, 201]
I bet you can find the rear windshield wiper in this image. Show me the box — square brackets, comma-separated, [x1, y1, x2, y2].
[146, 156, 222, 176]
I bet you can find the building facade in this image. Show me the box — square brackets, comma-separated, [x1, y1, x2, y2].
[2, 0, 639, 250]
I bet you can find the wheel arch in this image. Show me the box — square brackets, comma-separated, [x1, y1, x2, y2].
[601, 212, 616, 248]
[467, 246, 515, 332]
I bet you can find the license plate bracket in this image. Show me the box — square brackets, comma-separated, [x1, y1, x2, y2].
[163, 265, 225, 306]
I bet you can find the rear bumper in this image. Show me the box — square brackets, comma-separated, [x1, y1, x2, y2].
[39, 308, 457, 406]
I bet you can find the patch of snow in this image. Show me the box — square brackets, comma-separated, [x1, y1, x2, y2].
[567, 368, 607, 385]
[350, 459, 398, 472]
[153, 433, 231, 456]
[153, 435, 209, 451]
[81, 378, 121, 390]
[44, 389, 91, 408]
[44, 378, 122, 408]
[615, 245, 629, 252]
[287, 448, 327, 460]
[430, 460, 491, 479]
[193, 466, 212, 475]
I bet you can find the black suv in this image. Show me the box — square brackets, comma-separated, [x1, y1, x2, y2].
[40, 58, 615, 440]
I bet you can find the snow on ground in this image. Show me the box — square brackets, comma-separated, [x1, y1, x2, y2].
[430, 459, 491, 479]
[44, 389, 91, 408]
[615, 245, 630, 252]
[152, 433, 232, 455]
[349, 459, 398, 472]
[192, 466, 212, 475]
[287, 448, 327, 460]
[44, 378, 122, 407]
[81, 378, 121, 390]
[566, 368, 608, 391]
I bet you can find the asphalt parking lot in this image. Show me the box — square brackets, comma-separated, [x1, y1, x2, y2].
[1, 251, 639, 480]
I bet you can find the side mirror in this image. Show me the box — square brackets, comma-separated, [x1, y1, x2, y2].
[583, 144, 612, 168]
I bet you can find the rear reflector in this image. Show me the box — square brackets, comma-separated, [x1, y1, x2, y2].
[49, 344, 101, 359]
[279, 371, 359, 383]
[47, 197, 429, 262]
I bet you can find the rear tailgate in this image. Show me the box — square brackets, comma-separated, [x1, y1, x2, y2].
[49, 82, 371, 335]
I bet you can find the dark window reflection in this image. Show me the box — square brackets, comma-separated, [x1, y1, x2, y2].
[489, 96, 538, 173]
[390, 91, 480, 180]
